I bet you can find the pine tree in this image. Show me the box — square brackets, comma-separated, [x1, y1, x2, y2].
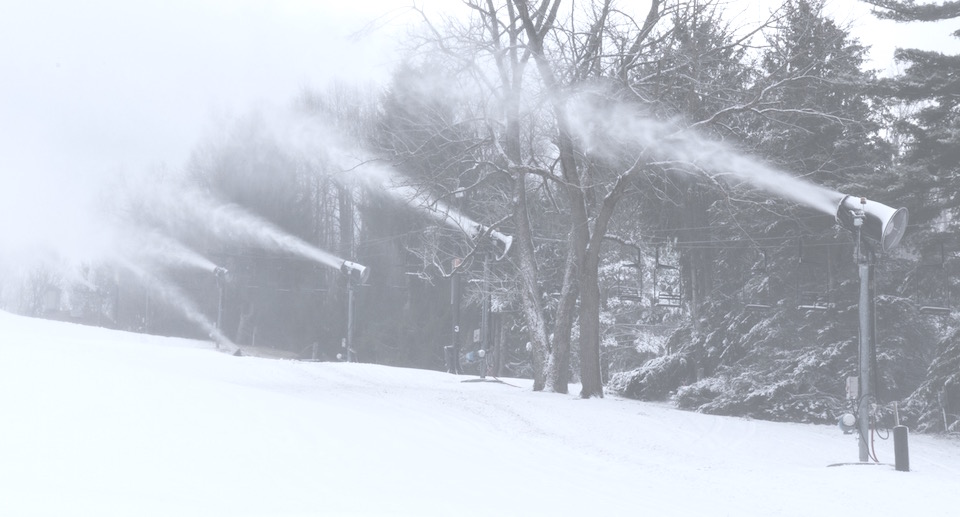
[864, 0, 960, 225]
[610, 1, 923, 423]
[864, 0, 960, 21]
[864, 0, 960, 432]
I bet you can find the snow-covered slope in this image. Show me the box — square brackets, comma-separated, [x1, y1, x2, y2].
[2, 310, 958, 516]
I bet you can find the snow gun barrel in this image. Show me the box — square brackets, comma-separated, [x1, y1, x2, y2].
[213, 266, 228, 285]
[476, 225, 513, 261]
[835, 195, 908, 253]
[340, 260, 369, 284]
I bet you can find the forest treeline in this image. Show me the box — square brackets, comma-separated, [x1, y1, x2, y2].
[8, 0, 960, 433]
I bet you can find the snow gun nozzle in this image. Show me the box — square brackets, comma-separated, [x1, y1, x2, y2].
[494, 233, 513, 261]
[475, 224, 513, 261]
[340, 261, 369, 284]
[835, 195, 908, 253]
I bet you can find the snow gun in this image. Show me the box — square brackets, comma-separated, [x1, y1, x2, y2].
[835, 195, 908, 253]
[472, 223, 513, 261]
[340, 260, 370, 284]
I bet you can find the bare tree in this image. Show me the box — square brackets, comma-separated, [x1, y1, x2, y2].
[406, 0, 854, 399]
[408, 1, 669, 396]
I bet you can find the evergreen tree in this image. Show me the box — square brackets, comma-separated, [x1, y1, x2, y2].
[864, 0, 960, 432]
[865, 0, 960, 21]
[864, 0, 960, 225]
[611, 1, 926, 423]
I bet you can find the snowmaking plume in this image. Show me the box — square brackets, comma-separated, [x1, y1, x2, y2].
[115, 257, 238, 354]
[114, 224, 219, 273]
[148, 183, 349, 272]
[356, 162, 492, 239]
[261, 109, 509, 254]
[565, 98, 844, 216]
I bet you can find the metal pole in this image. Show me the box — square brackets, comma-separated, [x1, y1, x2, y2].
[857, 246, 876, 462]
[214, 267, 227, 349]
[451, 268, 462, 374]
[216, 284, 224, 331]
[346, 280, 355, 363]
[480, 254, 490, 378]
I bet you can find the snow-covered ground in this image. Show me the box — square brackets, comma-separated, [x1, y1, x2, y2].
[2, 310, 958, 516]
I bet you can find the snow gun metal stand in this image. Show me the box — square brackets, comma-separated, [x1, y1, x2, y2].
[460, 378, 519, 387]
[214, 266, 228, 335]
[458, 349, 518, 387]
[831, 196, 910, 471]
[339, 261, 369, 363]
[213, 266, 243, 356]
[447, 228, 513, 377]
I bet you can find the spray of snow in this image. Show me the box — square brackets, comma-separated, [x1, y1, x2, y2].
[146, 184, 347, 271]
[566, 98, 844, 216]
[114, 257, 236, 353]
[116, 224, 219, 273]
[359, 161, 490, 238]
[262, 108, 494, 241]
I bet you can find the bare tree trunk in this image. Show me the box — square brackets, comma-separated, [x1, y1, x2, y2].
[578, 265, 604, 396]
[513, 0, 593, 394]
[513, 171, 550, 390]
[472, 0, 553, 390]
[544, 251, 577, 393]
[578, 173, 630, 398]
[506, 87, 550, 389]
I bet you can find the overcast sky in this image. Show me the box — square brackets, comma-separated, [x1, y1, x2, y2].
[0, 0, 419, 183]
[1, 0, 958, 263]
[0, 0, 433, 262]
